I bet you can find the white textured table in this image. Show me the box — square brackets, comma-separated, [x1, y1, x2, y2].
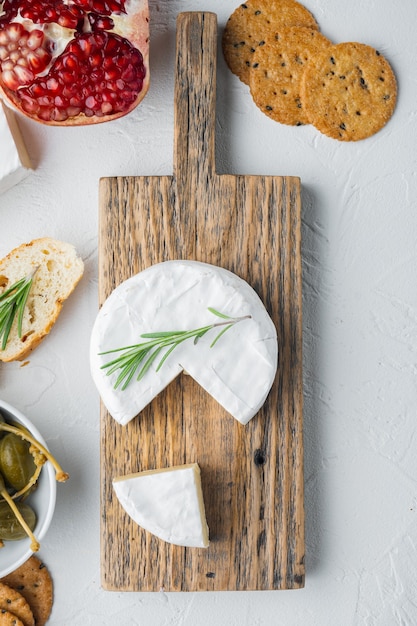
[1, 0, 416, 623]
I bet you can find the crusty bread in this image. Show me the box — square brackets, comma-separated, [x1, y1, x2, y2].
[0, 238, 84, 362]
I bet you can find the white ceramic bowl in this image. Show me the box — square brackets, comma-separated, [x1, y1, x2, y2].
[0, 399, 56, 577]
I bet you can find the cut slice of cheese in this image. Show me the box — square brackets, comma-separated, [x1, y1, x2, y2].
[90, 260, 278, 425]
[113, 463, 209, 548]
[0, 102, 32, 196]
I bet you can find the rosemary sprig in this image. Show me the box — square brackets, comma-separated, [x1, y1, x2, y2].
[100, 307, 251, 390]
[0, 268, 38, 350]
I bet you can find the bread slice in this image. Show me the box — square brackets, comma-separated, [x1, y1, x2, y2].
[0, 238, 84, 362]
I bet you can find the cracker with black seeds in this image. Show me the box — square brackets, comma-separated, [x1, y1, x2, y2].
[249, 27, 332, 125]
[0, 610, 24, 626]
[300, 41, 397, 140]
[0, 584, 34, 626]
[222, 0, 319, 85]
[0, 556, 53, 626]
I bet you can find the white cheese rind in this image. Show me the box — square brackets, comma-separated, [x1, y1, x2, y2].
[0, 102, 32, 196]
[90, 260, 278, 425]
[113, 463, 209, 548]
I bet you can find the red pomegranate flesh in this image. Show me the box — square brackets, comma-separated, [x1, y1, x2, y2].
[0, 0, 149, 125]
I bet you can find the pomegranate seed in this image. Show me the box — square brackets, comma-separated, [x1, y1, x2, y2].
[30, 82, 47, 97]
[28, 47, 51, 72]
[46, 77, 59, 91]
[26, 30, 44, 51]
[61, 71, 74, 84]
[121, 66, 135, 82]
[62, 53, 80, 70]
[89, 52, 102, 68]
[2, 59, 14, 72]
[104, 68, 118, 80]
[70, 96, 83, 107]
[18, 34, 29, 49]
[67, 106, 82, 117]
[7, 23, 25, 43]
[20, 96, 40, 115]
[88, 13, 114, 31]
[51, 107, 69, 121]
[54, 95, 66, 107]
[45, 8, 58, 20]
[38, 107, 53, 121]
[85, 95, 97, 109]
[101, 90, 114, 102]
[2, 69, 19, 90]
[77, 38, 93, 55]
[38, 95, 54, 106]
[103, 36, 119, 55]
[102, 56, 114, 69]
[10, 50, 22, 63]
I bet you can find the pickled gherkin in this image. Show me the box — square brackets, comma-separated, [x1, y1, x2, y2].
[0, 500, 36, 541]
[0, 432, 37, 491]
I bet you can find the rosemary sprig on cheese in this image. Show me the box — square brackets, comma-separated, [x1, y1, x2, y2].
[100, 307, 251, 390]
[0, 268, 37, 350]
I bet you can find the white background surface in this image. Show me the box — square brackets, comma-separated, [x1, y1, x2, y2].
[1, 0, 417, 624]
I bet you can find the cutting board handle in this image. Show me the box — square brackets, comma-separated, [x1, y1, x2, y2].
[174, 12, 217, 186]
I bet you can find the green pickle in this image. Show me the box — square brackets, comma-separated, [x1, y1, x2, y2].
[0, 432, 37, 491]
[0, 500, 36, 541]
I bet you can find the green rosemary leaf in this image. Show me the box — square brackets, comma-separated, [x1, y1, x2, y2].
[210, 323, 234, 348]
[136, 346, 164, 381]
[207, 307, 233, 320]
[155, 342, 179, 372]
[141, 330, 187, 339]
[16, 280, 33, 338]
[1, 311, 14, 350]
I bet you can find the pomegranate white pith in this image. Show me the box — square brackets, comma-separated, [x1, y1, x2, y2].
[0, 0, 149, 125]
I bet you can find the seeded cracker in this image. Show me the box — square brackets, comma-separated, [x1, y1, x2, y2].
[0, 610, 24, 626]
[249, 27, 332, 125]
[0, 585, 34, 626]
[222, 0, 319, 85]
[0, 556, 53, 626]
[300, 41, 397, 140]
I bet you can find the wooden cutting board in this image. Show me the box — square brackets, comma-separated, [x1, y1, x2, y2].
[98, 11, 304, 592]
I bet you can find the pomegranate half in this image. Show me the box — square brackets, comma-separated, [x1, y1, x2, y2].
[0, 0, 149, 125]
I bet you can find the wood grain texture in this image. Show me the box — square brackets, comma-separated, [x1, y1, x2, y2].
[98, 12, 304, 591]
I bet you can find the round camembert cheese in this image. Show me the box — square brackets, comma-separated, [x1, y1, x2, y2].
[113, 463, 209, 548]
[90, 260, 278, 425]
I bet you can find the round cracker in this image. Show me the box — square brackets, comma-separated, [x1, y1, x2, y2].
[0, 585, 34, 626]
[0, 610, 24, 626]
[249, 27, 332, 125]
[0, 556, 53, 626]
[222, 0, 319, 85]
[300, 41, 397, 140]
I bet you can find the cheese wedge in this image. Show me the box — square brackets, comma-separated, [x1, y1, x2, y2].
[0, 102, 32, 196]
[90, 260, 278, 425]
[113, 463, 209, 548]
